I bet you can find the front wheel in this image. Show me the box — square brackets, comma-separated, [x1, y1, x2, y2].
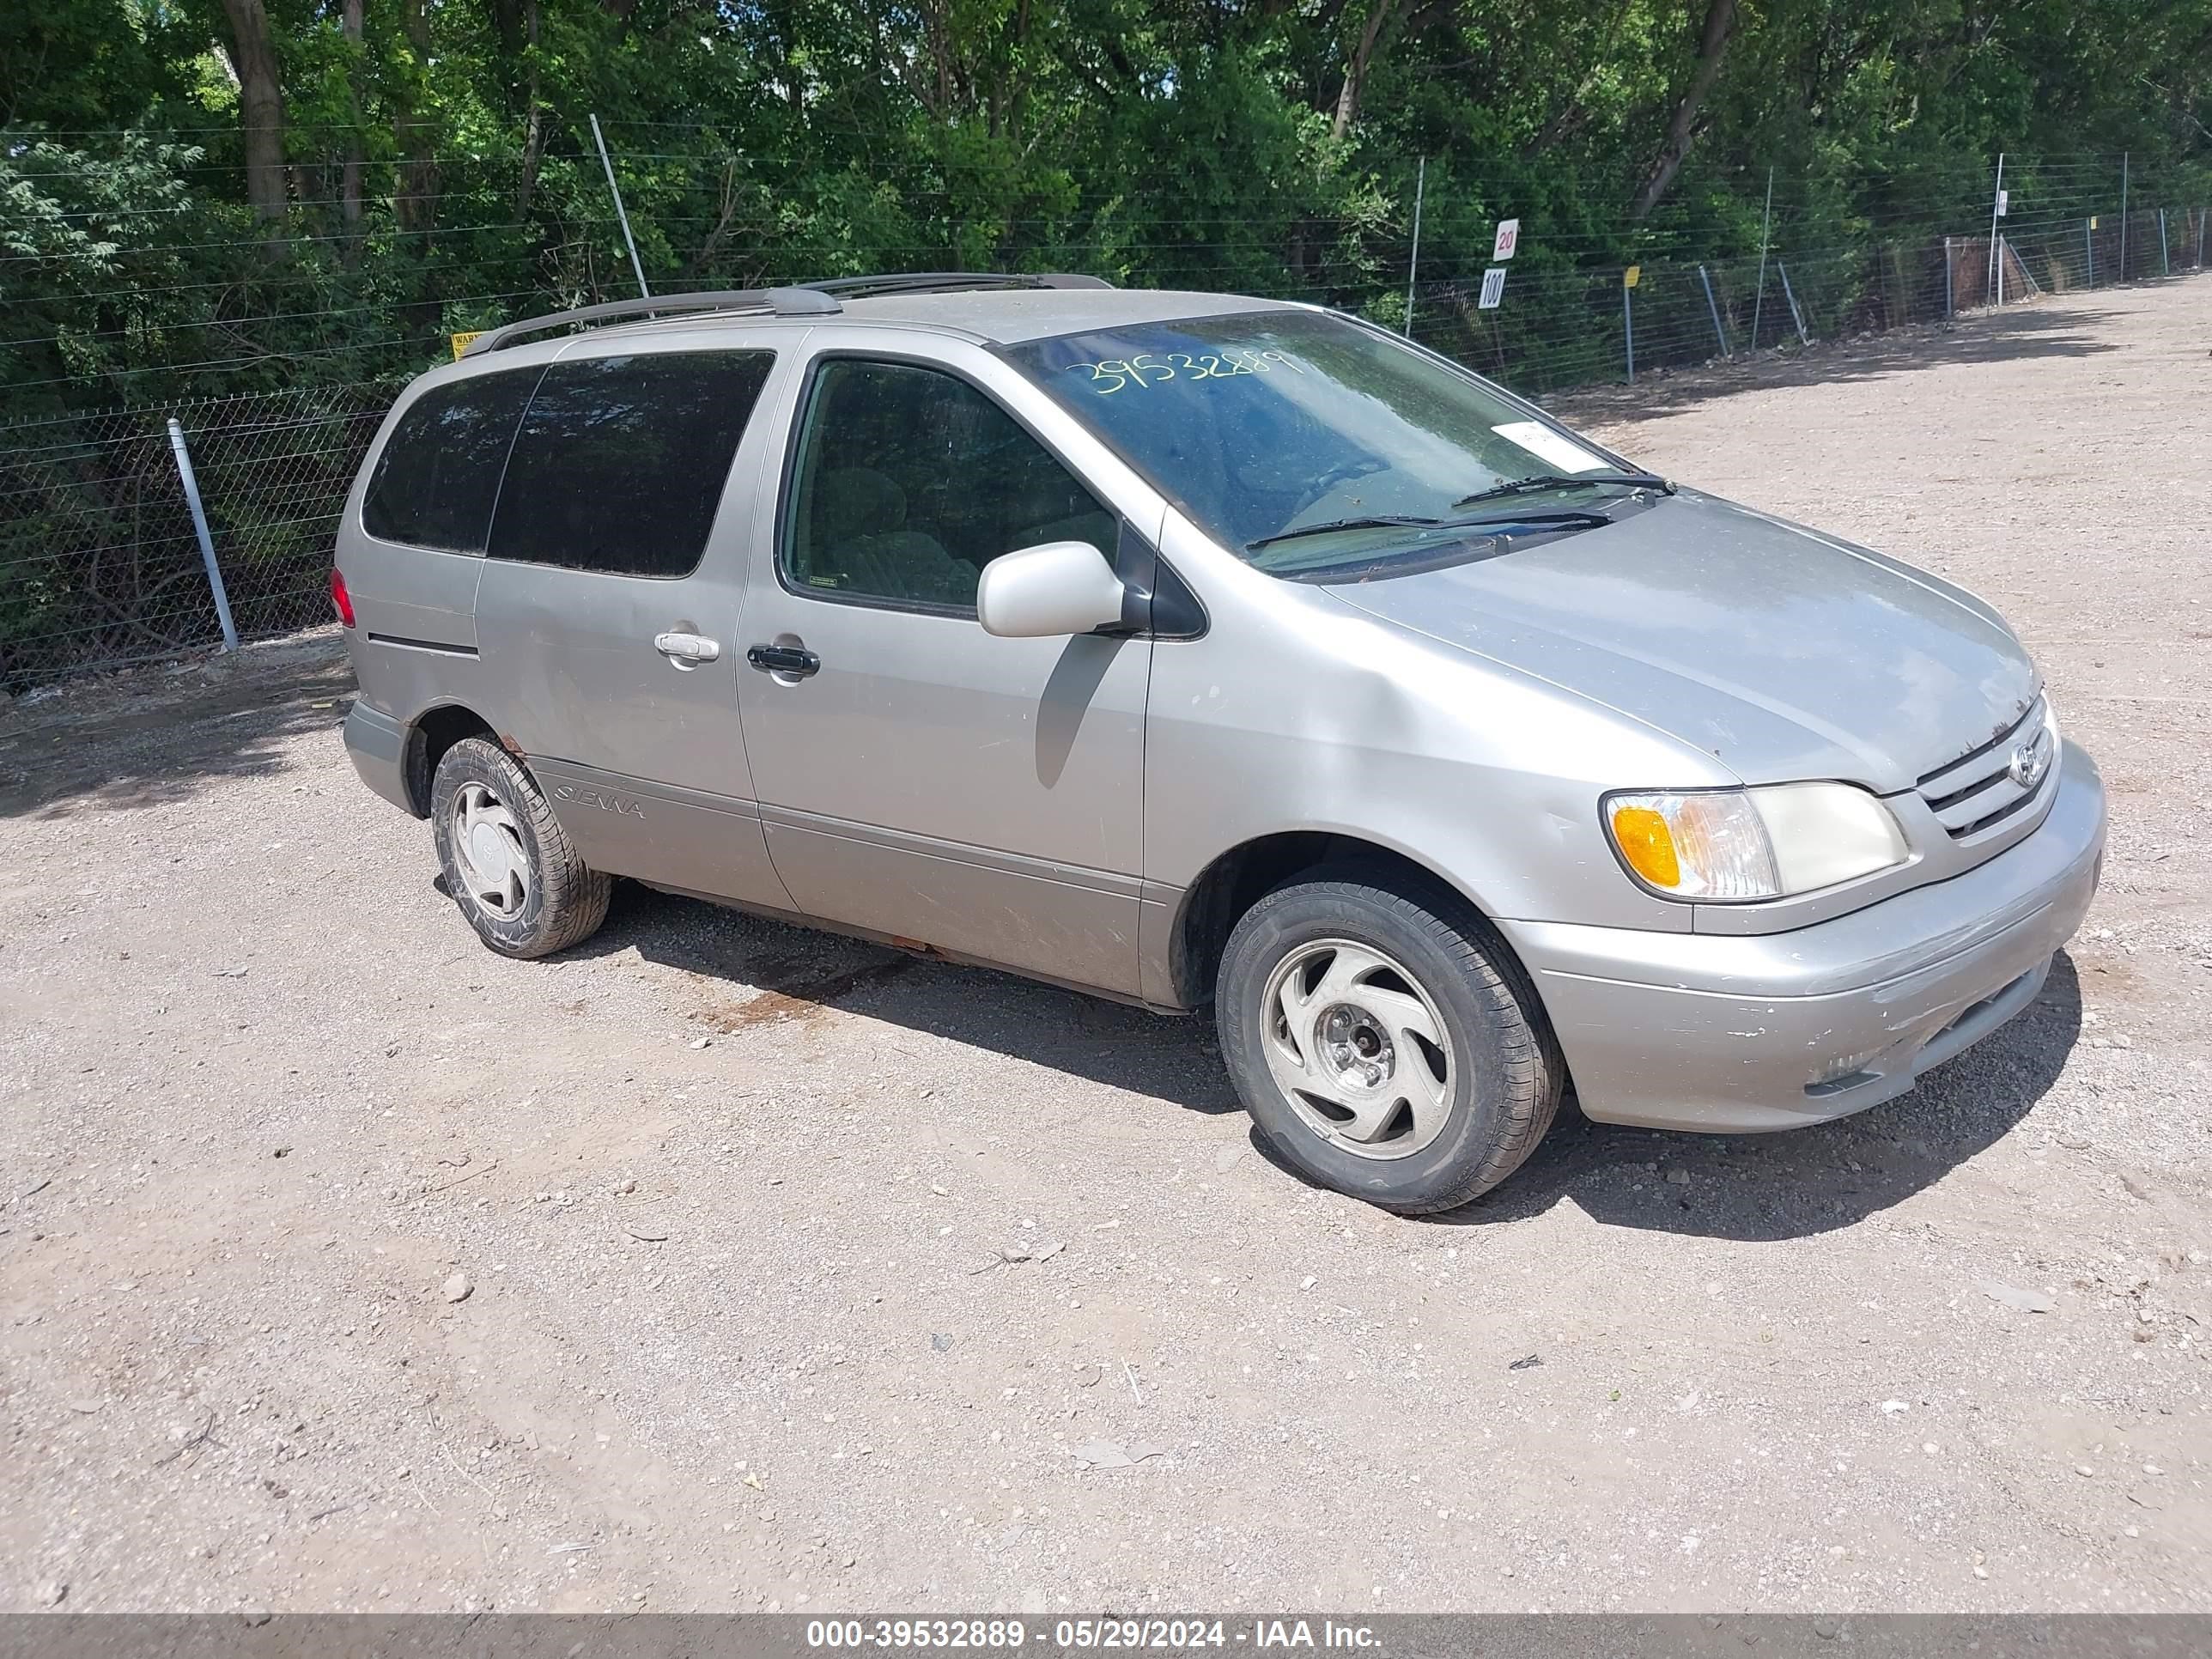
[1215, 870, 1562, 1213]
[429, 737, 611, 959]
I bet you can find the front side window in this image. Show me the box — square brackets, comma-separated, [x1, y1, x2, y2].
[1006, 310, 1652, 580]
[781, 359, 1115, 611]
[361, 367, 541, 553]
[487, 350, 774, 578]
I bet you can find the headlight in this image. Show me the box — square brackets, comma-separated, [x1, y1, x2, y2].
[1605, 783, 1909, 901]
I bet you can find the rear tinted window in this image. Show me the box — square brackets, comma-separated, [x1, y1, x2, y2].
[487, 351, 774, 577]
[361, 367, 540, 553]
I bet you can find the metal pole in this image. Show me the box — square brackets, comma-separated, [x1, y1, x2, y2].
[2198, 205, 2206, 269]
[2119, 152, 2129, 279]
[1986, 152, 2005, 301]
[1944, 235, 1954, 318]
[1697, 263, 1729, 356]
[1403, 157, 1426, 339]
[1622, 277, 1635, 384]
[2159, 208, 2169, 276]
[1751, 165, 1773, 348]
[1996, 234, 2004, 307]
[166, 417, 238, 653]
[590, 112, 651, 300]
[2085, 217, 2094, 289]
[1778, 262, 1810, 344]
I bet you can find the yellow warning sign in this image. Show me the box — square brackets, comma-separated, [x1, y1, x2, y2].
[1623, 265, 1642, 289]
[450, 330, 484, 361]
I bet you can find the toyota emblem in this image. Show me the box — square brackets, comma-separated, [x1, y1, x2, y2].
[2006, 732, 2051, 790]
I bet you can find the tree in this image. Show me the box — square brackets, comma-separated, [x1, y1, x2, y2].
[1632, 0, 1741, 217]
[218, 0, 289, 221]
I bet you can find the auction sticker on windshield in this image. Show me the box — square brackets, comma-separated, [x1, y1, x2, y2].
[1492, 420, 1609, 475]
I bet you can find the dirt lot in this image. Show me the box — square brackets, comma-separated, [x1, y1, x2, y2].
[3, 277, 2209, 1616]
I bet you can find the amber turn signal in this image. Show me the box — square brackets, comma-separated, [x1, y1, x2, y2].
[1609, 804, 1680, 890]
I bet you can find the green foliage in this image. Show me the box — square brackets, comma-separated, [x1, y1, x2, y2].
[0, 0, 2207, 416]
[0, 136, 216, 414]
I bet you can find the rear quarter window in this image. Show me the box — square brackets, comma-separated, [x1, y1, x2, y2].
[486, 350, 774, 578]
[361, 367, 542, 553]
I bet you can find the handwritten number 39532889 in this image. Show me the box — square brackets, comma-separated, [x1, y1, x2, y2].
[1067, 349, 1306, 394]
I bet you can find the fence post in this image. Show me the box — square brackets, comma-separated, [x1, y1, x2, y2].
[1697, 264, 1730, 356]
[2119, 152, 2129, 278]
[1986, 151, 2005, 301]
[2085, 217, 2094, 289]
[1622, 272, 1635, 384]
[1403, 157, 1425, 339]
[1777, 262, 1809, 344]
[1944, 236, 1954, 318]
[1750, 165, 1774, 349]
[2199, 205, 2207, 269]
[2159, 208, 2169, 276]
[589, 112, 651, 300]
[166, 417, 239, 654]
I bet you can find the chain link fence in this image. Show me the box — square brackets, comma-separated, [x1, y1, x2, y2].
[3, 204, 2206, 694]
[0, 383, 396, 693]
[1406, 207, 2207, 392]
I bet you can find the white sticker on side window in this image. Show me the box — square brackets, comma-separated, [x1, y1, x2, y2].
[1491, 421, 1610, 475]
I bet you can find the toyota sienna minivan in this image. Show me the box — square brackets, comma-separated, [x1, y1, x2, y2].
[334, 273, 2105, 1212]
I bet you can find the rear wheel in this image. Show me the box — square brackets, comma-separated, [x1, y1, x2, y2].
[1215, 869, 1561, 1213]
[429, 737, 610, 958]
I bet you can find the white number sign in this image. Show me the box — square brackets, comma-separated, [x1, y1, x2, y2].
[1478, 266, 1508, 309]
[1492, 218, 1521, 261]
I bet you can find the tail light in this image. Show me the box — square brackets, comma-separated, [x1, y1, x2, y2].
[331, 568, 356, 628]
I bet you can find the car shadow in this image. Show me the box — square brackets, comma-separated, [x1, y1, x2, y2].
[582, 881, 2082, 1234]
[1417, 951, 2085, 1241]
[572, 880, 1245, 1115]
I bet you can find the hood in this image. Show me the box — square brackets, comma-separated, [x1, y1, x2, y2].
[1320, 490, 2039, 793]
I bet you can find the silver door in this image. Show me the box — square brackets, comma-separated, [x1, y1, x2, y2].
[735, 338, 1158, 995]
[472, 339, 795, 910]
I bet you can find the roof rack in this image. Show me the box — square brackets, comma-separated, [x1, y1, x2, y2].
[805, 272, 1115, 300]
[459, 287, 837, 357]
[459, 271, 1116, 358]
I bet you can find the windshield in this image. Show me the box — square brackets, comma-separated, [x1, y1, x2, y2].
[1006, 309, 1653, 577]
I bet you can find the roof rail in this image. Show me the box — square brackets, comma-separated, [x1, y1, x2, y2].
[801, 272, 1115, 299]
[459, 286, 839, 358]
[458, 271, 1116, 360]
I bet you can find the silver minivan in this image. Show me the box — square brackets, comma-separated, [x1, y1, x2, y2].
[335, 274, 2105, 1213]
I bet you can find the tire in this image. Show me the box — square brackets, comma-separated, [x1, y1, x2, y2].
[428, 737, 611, 959]
[1215, 866, 1562, 1214]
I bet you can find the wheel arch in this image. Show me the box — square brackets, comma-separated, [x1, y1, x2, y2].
[402, 702, 502, 817]
[1169, 830, 1526, 1012]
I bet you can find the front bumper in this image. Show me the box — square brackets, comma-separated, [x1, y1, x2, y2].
[1502, 739, 2106, 1133]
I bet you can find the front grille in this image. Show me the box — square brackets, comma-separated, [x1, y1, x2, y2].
[1915, 696, 2052, 840]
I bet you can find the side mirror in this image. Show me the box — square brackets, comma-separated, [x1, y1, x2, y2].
[976, 541, 1128, 639]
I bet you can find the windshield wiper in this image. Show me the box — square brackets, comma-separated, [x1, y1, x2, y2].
[1449, 508, 1613, 532]
[1250, 507, 1615, 561]
[1453, 471, 1672, 509]
[1245, 514, 1441, 551]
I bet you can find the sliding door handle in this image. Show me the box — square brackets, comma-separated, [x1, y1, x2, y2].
[746, 643, 821, 678]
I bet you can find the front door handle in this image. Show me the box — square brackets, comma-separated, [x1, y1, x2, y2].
[654, 630, 721, 665]
[746, 643, 822, 678]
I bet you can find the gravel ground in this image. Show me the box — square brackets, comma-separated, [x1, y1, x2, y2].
[3, 276, 2209, 1616]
